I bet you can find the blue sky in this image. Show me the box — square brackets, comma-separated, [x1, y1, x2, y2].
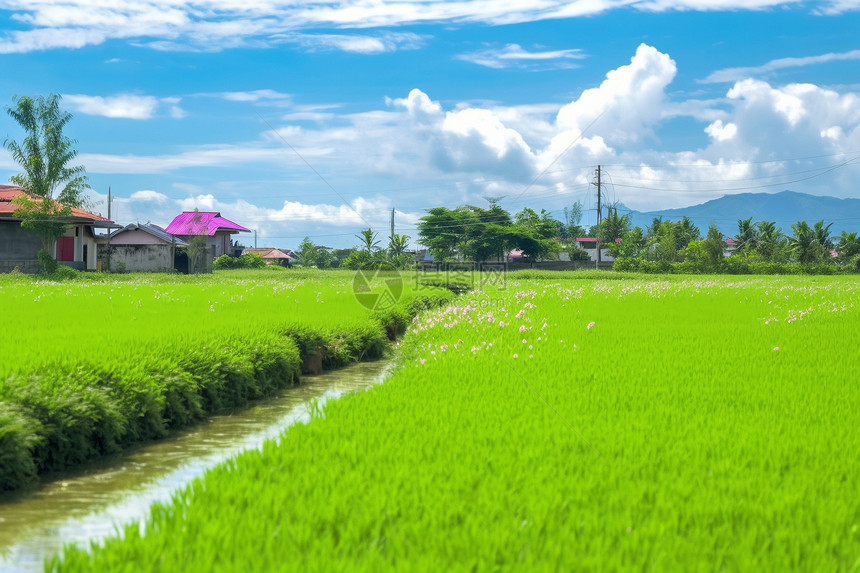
[1, 1, 859, 249]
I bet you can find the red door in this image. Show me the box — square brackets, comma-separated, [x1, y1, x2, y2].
[56, 237, 75, 261]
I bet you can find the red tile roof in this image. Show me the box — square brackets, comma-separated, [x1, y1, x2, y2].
[165, 211, 250, 236]
[0, 185, 113, 222]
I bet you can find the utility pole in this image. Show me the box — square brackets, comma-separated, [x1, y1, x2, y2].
[390, 207, 395, 254]
[254, 229, 258, 249]
[595, 166, 602, 268]
[106, 187, 112, 272]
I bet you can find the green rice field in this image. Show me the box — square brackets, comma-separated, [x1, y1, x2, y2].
[0, 269, 451, 490]
[40, 273, 860, 571]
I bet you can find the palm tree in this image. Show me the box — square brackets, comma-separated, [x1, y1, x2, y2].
[755, 221, 784, 262]
[676, 216, 701, 250]
[836, 231, 860, 259]
[388, 233, 409, 257]
[734, 217, 757, 253]
[356, 228, 381, 254]
[812, 220, 834, 251]
[789, 221, 826, 264]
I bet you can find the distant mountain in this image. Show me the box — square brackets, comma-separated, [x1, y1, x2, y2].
[621, 191, 860, 237]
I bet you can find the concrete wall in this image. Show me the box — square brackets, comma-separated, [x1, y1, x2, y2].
[507, 260, 614, 271]
[110, 229, 165, 245]
[0, 220, 41, 261]
[0, 260, 40, 273]
[99, 244, 175, 272]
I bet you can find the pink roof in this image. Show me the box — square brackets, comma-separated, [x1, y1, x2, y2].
[165, 211, 249, 236]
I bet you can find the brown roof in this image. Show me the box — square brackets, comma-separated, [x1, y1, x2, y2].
[0, 185, 113, 222]
[243, 248, 292, 259]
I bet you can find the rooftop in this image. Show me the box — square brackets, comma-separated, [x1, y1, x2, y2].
[165, 211, 250, 236]
[0, 185, 114, 224]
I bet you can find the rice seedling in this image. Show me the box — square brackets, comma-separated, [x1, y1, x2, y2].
[38, 275, 860, 570]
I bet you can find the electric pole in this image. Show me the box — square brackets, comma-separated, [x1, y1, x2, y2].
[390, 207, 395, 254]
[595, 166, 602, 268]
[106, 187, 112, 272]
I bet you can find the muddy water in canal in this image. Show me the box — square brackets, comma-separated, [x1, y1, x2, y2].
[0, 359, 392, 572]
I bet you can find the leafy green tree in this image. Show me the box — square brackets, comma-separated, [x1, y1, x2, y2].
[296, 237, 333, 268]
[610, 227, 645, 259]
[597, 207, 630, 244]
[836, 231, 860, 260]
[647, 220, 681, 263]
[734, 217, 757, 254]
[388, 233, 409, 258]
[418, 204, 514, 263]
[418, 207, 470, 261]
[676, 217, 701, 250]
[789, 221, 827, 265]
[562, 201, 585, 242]
[812, 220, 834, 252]
[4, 94, 89, 268]
[356, 228, 381, 254]
[184, 235, 210, 274]
[386, 234, 412, 269]
[754, 221, 786, 262]
[514, 207, 561, 240]
[703, 225, 725, 270]
[645, 216, 664, 239]
[504, 226, 556, 261]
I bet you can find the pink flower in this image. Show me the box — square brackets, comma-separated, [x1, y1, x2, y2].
[513, 354, 519, 359]
[519, 325, 527, 333]
[522, 339, 528, 344]
[420, 358, 426, 364]
[773, 347, 780, 351]
[587, 322, 595, 331]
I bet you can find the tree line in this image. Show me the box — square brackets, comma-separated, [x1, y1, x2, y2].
[414, 198, 860, 274]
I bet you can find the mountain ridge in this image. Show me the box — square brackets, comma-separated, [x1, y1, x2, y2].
[622, 191, 860, 236]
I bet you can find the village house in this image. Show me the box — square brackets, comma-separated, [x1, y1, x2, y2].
[242, 247, 293, 267]
[98, 222, 188, 272]
[0, 184, 116, 272]
[575, 237, 623, 262]
[165, 211, 250, 259]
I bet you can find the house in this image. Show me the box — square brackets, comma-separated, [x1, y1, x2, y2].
[0, 185, 116, 272]
[575, 237, 623, 262]
[164, 211, 250, 259]
[242, 247, 292, 266]
[98, 223, 188, 272]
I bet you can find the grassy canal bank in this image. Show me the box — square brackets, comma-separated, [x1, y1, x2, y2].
[0, 268, 452, 492]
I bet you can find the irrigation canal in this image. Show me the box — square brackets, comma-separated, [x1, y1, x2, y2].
[0, 359, 392, 572]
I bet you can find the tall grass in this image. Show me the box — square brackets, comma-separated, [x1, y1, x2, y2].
[0, 269, 451, 491]
[48, 274, 860, 571]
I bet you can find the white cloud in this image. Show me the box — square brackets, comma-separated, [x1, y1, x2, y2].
[284, 32, 425, 54]
[213, 89, 291, 103]
[703, 49, 860, 83]
[0, 0, 854, 54]
[456, 43, 586, 70]
[129, 189, 168, 203]
[705, 119, 738, 141]
[79, 144, 328, 174]
[546, 43, 677, 164]
[63, 93, 185, 119]
[42, 43, 860, 231]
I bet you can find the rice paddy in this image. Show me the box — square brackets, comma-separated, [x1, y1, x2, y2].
[38, 273, 860, 572]
[0, 269, 451, 490]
